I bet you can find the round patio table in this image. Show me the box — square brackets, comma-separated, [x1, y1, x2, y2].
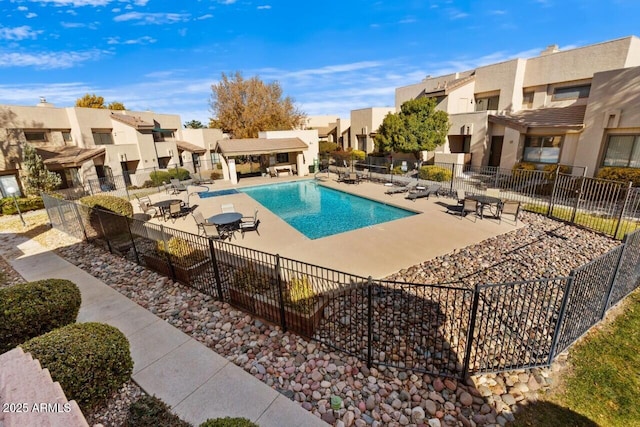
[152, 199, 182, 219]
[467, 195, 502, 219]
[208, 212, 243, 226]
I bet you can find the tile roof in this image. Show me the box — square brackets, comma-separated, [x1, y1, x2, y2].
[110, 112, 155, 130]
[36, 145, 105, 168]
[176, 140, 206, 154]
[489, 105, 586, 132]
[216, 138, 308, 156]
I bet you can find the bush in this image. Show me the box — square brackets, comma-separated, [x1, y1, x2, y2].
[0, 279, 81, 353]
[319, 141, 339, 153]
[286, 276, 317, 314]
[597, 167, 640, 187]
[419, 165, 452, 182]
[126, 395, 190, 427]
[542, 164, 571, 180]
[512, 162, 538, 178]
[350, 149, 366, 161]
[232, 262, 275, 292]
[392, 165, 404, 175]
[168, 168, 191, 181]
[21, 322, 133, 411]
[156, 237, 207, 267]
[149, 170, 172, 186]
[210, 171, 222, 180]
[79, 194, 133, 217]
[199, 418, 258, 427]
[0, 195, 45, 215]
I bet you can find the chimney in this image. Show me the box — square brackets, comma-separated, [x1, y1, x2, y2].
[541, 44, 560, 56]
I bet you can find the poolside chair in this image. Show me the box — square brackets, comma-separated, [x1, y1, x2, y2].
[170, 178, 187, 194]
[239, 210, 260, 237]
[192, 211, 208, 236]
[190, 172, 213, 185]
[461, 198, 478, 221]
[499, 200, 521, 225]
[166, 200, 189, 222]
[456, 189, 466, 205]
[385, 182, 416, 195]
[202, 222, 228, 240]
[405, 184, 441, 201]
[138, 197, 158, 218]
[344, 172, 359, 184]
[221, 203, 235, 213]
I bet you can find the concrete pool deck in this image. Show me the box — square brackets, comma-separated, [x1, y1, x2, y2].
[138, 175, 521, 279]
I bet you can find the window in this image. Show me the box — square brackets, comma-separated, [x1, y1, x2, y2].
[603, 135, 640, 168]
[210, 152, 221, 165]
[523, 135, 563, 164]
[92, 131, 114, 145]
[276, 153, 289, 163]
[24, 131, 47, 142]
[552, 84, 590, 100]
[153, 130, 175, 142]
[62, 132, 72, 142]
[357, 135, 367, 151]
[474, 95, 499, 111]
[522, 91, 534, 109]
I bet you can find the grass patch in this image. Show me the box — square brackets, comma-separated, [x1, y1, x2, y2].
[523, 204, 639, 239]
[510, 289, 640, 426]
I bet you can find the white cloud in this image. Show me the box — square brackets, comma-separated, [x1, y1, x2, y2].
[113, 12, 191, 25]
[218, 0, 237, 4]
[28, 0, 113, 6]
[449, 11, 469, 19]
[17, 6, 29, 11]
[257, 5, 271, 10]
[398, 18, 416, 24]
[26, 13, 38, 18]
[111, 7, 121, 12]
[0, 26, 42, 41]
[106, 35, 156, 45]
[489, 9, 507, 15]
[196, 14, 213, 20]
[0, 49, 105, 69]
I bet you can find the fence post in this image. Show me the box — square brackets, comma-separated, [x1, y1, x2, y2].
[208, 238, 225, 301]
[600, 237, 628, 319]
[449, 163, 455, 195]
[570, 176, 586, 224]
[71, 202, 88, 241]
[275, 254, 287, 332]
[613, 182, 633, 240]
[548, 273, 575, 363]
[547, 172, 562, 217]
[367, 276, 373, 369]
[462, 285, 481, 378]
[123, 176, 130, 200]
[125, 217, 140, 265]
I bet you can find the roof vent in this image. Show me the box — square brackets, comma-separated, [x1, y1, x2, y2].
[541, 44, 560, 56]
[36, 97, 54, 107]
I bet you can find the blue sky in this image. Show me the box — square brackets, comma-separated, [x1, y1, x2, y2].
[1, 0, 638, 125]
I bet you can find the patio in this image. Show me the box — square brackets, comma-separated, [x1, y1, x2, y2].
[134, 174, 521, 279]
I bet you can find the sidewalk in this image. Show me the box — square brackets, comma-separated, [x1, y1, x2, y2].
[0, 233, 327, 427]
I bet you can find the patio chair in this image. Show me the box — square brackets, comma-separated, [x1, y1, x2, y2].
[405, 184, 441, 201]
[221, 203, 235, 213]
[170, 178, 187, 194]
[138, 198, 158, 218]
[202, 222, 228, 240]
[166, 200, 188, 222]
[499, 200, 521, 224]
[344, 172, 359, 184]
[239, 210, 260, 237]
[456, 188, 466, 205]
[192, 211, 208, 236]
[385, 182, 416, 195]
[268, 167, 278, 177]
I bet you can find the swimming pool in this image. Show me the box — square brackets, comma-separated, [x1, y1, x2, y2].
[239, 180, 415, 239]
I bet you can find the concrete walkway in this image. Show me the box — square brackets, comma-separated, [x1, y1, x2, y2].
[0, 233, 327, 427]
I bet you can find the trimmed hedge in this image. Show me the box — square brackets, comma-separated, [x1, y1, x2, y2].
[0, 196, 45, 215]
[199, 418, 258, 427]
[126, 395, 190, 427]
[21, 322, 133, 411]
[79, 194, 133, 239]
[149, 170, 172, 186]
[419, 165, 452, 182]
[597, 167, 640, 187]
[0, 279, 81, 353]
[79, 194, 133, 217]
[168, 167, 191, 181]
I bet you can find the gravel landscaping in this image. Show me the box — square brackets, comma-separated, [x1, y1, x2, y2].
[0, 210, 622, 426]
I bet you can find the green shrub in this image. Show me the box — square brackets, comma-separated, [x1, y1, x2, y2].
[542, 164, 571, 180]
[419, 165, 452, 182]
[210, 171, 222, 180]
[79, 194, 133, 217]
[21, 322, 133, 411]
[319, 141, 339, 153]
[0, 196, 45, 215]
[392, 165, 404, 175]
[232, 262, 275, 293]
[199, 418, 257, 427]
[168, 168, 191, 181]
[155, 237, 208, 267]
[597, 167, 640, 187]
[512, 162, 538, 178]
[350, 149, 366, 161]
[0, 279, 81, 353]
[126, 395, 190, 427]
[149, 170, 172, 186]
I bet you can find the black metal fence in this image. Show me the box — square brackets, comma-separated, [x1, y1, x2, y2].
[41, 194, 640, 379]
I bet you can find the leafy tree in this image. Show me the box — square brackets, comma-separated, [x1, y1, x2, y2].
[22, 143, 61, 195]
[375, 97, 450, 159]
[75, 94, 126, 110]
[75, 94, 105, 109]
[209, 71, 306, 138]
[107, 101, 126, 110]
[184, 120, 205, 129]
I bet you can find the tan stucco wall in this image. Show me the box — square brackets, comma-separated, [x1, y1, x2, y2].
[395, 71, 475, 110]
[447, 112, 489, 167]
[576, 66, 640, 175]
[350, 107, 394, 152]
[260, 129, 319, 176]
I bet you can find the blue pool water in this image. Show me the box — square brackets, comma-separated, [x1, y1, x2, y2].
[239, 180, 415, 239]
[199, 189, 239, 198]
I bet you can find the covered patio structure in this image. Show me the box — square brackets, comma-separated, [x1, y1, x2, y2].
[214, 137, 310, 184]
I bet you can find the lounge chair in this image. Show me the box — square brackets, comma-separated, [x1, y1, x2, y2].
[405, 184, 441, 201]
[169, 178, 187, 194]
[385, 182, 417, 195]
[239, 210, 260, 237]
[221, 203, 235, 213]
[344, 172, 359, 184]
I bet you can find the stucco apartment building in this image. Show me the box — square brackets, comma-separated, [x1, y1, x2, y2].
[0, 100, 318, 196]
[395, 35, 640, 177]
